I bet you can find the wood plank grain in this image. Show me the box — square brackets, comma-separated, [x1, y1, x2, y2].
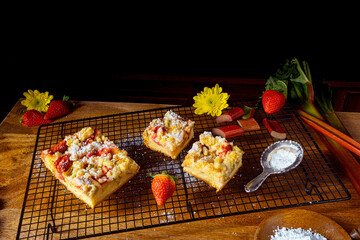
[336, 112, 360, 143]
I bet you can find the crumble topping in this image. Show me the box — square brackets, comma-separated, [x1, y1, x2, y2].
[184, 131, 244, 183]
[46, 127, 138, 196]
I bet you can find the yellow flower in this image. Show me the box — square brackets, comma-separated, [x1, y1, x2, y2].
[21, 89, 53, 112]
[193, 84, 229, 117]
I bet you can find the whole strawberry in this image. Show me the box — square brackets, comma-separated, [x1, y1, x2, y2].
[21, 110, 52, 127]
[150, 172, 178, 206]
[262, 90, 286, 114]
[44, 95, 71, 120]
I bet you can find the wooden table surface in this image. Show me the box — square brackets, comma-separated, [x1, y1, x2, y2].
[1, 100, 360, 240]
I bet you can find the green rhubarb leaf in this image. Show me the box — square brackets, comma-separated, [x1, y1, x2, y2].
[265, 76, 288, 99]
[273, 58, 294, 80]
[289, 58, 309, 84]
[302, 60, 312, 83]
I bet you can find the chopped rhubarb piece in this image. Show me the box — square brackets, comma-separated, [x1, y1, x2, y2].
[241, 105, 255, 119]
[216, 107, 245, 123]
[212, 125, 244, 139]
[237, 118, 260, 131]
[263, 118, 286, 139]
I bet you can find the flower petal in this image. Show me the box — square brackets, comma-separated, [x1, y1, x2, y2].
[214, 84, 222, 95]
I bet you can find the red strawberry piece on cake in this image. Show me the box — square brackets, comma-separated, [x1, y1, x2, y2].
[21, 110, 52, 127]
[262, 90, 286, 114]
[49, 140, 68, 154]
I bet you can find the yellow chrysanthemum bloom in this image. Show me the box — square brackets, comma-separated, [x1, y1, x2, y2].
[21, 89, 54, 112]
[193, 84, 229, 117]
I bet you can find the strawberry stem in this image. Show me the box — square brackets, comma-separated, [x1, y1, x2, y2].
[19, 109, 26, 123]
[150, 172, 178, 182]
[62, 95, 69, 102]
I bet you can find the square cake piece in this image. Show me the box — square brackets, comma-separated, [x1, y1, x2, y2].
[41, 127, 140, 208]
[182, 131, 244, 192]
[143, 110, 195, 159]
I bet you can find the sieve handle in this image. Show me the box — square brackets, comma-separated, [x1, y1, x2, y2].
[244, 169, 272, 193]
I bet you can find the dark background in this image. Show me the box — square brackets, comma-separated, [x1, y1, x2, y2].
[3, 25, 359, 121]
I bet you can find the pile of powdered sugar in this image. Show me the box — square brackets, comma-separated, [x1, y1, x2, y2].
[269, 148, 297, 170]
[271, 227, 327, 240]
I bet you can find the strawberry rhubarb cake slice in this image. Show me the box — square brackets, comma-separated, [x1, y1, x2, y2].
[41, 127, 140, 208]
[182, 131, 244, 192]
[143, 110, 195, 159]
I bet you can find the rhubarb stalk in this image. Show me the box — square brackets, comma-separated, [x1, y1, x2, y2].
[263, 119, 286, 140]
[313, 79, 349, 134]
[298, 109, 360, 150]
[300, 116, 360, 157]
[316, 133, 360, 195]
[212, 125, 244, 139]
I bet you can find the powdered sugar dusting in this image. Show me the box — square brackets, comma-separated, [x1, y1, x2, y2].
[269, 148, 297, 170]
[271, 227, 327, 240]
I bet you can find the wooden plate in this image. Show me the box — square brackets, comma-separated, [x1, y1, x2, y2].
[255, 209, 350, 240]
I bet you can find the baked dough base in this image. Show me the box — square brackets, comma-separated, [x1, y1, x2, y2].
[183, 159, 242, 192]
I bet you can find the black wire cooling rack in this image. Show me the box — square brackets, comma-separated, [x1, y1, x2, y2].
[16, 100, 350, 239]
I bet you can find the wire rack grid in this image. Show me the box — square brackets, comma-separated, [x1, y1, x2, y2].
[16, 100, 350, 239]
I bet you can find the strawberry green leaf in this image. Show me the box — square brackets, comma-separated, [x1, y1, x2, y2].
[62, 95, 69, 102]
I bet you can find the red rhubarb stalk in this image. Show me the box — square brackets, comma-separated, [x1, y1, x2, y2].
[237, 118, 260, 131]
[316, 133, 360, 195]
[212, 125, 244, 138]
[216, 107, 244, 123]
[263, 118, 286, 140]
[298, 109, 360, 151]
[300, 116, 360, 157]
